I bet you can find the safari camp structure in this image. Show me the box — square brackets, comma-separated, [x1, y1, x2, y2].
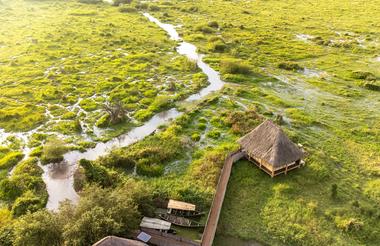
[238, 120, 304, 177]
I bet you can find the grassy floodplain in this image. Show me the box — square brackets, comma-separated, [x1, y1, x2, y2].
[0, 0, 379, 245]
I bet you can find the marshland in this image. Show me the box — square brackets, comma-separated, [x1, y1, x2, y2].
[0, 0, 379, 245]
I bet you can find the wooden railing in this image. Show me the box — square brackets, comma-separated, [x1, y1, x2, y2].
[201, 150, 244, 246]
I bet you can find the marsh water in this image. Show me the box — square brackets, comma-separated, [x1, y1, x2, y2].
[39, 13, 225, 210]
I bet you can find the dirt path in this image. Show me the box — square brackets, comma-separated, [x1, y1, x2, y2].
[201, 150, 245, 246]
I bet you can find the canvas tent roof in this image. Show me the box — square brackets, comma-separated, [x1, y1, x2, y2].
[238, 120, 303, 168]
[167, 199, 196, 211]
[92, 236, 148, 246]
[140, 217, 171, 231]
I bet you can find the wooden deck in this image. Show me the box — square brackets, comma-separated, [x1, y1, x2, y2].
[201, 150, 244, 246]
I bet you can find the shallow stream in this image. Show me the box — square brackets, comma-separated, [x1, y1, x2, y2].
[40, 13, 225, 210]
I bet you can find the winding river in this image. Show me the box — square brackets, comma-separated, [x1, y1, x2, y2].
[41, 13, 225, 210]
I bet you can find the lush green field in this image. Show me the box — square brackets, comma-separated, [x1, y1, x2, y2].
[148, 0, 380, 245]
[0, 0, 379, 245]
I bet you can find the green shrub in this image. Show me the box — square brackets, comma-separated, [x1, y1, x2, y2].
[352, 71, 376, 81]
[195, 25, 214, 34]
[12, 158, 42, 177]
[149, 5, 160, 11]
[220, 60, 251, 74]
[119, 6, 137, 13]
[198, 123, 207, 130]
[363, 82, 380, 91]
[134, 109, 153, 121]
[78, 0, 101, 4]
[225, 110, 261, 135]
[208, 21, 219, 28]
[11, 191, 44, 217]
[41, 139, 68, 164]
[334, 216, 364, 232]
[112, 0, 132, 6]
[136, 161, 164, 177]
[79, 99, 97, 111]
[29, 146, 43, 157]
[135, 2, 148, 9]
[207, 130, 221, 139]
[364, 180, 380, 202]
[96, 114, 110, 128]
[79, 159, 116, 187]
[278, 62, 304, 71]
[208, 41, 227, 52]
[191, 133, 201, 141]
[97, 149, 135, 170]
[0, 152, 24, 170]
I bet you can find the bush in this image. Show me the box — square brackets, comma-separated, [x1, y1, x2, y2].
[78, 0, 101, 4]
[352, 71, 376, 81]
[0, 152, 24, 170]
[206, 130, 221, 139]
[208, 21, 219, 28]
[13, 210, 63, 246]
[362, 82, 380, 91]
[112, 0, 132, 6]
[191, 133, 201, 141]
[278, 62, 304, 71]
[334, 216, 363, 232]
[136, 161, 164, 177]
[12, 158, 42, 177]
[134, 2, 148, 9]
[208, 41, 227, 52]
[96, 114, 110, 128]
[149, 5, 160, 11]
[220, 60, 251, 75]
[79, 159, 116, 187]
[119, 6, 136, 13]
[11, 191, 44, 217]
[195, 25, 214, 34]
[41, 139, 68, 164]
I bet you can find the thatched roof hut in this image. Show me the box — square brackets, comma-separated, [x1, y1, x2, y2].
[238, 120, 304, 177]
[92, 236, 148, 246]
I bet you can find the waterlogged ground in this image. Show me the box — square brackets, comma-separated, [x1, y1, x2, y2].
[0, 0, 380, 245]
[0, 0, 207, 151]
[146, 0, 380, 245]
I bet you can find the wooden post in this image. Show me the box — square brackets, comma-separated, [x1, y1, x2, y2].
[285, 164, 288, 175]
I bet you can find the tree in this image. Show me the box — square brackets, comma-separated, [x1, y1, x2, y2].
[102, 101, 128, 124]
[59, 185, 140, 245]
[13, 210, 63, 246]
[62, 207, 120, 246]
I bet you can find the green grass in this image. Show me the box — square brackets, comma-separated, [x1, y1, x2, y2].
[145, 0, 380, 245]
[0, 0, 379, 245]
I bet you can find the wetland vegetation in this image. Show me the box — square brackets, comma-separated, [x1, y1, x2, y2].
[0, 0, 379, 245]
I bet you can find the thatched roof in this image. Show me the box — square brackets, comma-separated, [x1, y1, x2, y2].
[168, 199, 196, 211]
[92, 236, 148, 246]
[238, 120, 303, 168]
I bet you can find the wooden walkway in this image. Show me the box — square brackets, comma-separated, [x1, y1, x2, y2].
[201, 150, 244, 246]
